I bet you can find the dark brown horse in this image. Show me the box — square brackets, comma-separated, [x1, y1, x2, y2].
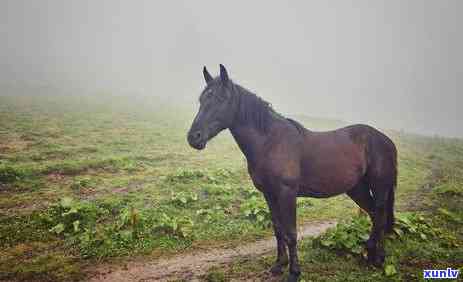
[187, 65, 397, 282]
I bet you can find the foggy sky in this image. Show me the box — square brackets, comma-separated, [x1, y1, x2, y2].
[1, 1, 462, 137]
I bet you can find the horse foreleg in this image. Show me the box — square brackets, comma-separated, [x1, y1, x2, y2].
[275, 186, 300, 282]
[264, 192, 288, 275]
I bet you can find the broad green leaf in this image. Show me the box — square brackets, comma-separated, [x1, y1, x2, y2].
[50, 223, 65, 234]
[172, 221, 178, 231]
[321, 239, 334, 247]
[360, 233, 370, 240]
[394, 227, 404, 237]
[384, 264, 397, 276]
[120, 230, 133, 241]
[60, 197, 74, 208]
[351, 245, 363, 254]
[62, 207, 78, 216]
[73, 220, 80, 233]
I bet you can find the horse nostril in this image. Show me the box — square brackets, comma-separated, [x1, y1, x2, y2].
[188, 130, 202, 143]
[188, 129, 205, 147]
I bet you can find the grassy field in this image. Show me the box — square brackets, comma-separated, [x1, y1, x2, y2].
[203, 136, 463, 281]
[0, 93, 462, 281]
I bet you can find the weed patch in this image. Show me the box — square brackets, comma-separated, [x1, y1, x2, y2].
[0, 162, 32, 183]
[240, 196, 271, 228]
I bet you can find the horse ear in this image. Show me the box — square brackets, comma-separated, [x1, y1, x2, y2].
[203, 66, 213, 84]
[219, 64, 229, 83]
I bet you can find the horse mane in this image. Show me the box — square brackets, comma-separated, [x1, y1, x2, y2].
[232, 83, 282, 133]
[286, 118, 306, 135]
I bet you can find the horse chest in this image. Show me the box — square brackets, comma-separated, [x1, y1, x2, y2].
[247, 157, 300, 192]
[247, 166, 266, 191]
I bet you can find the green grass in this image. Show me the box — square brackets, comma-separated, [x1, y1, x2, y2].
[202, 137, 463, 282]
[0, 93, 462, 281]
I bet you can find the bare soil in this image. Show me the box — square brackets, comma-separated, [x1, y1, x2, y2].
[87, 220, 336, 282]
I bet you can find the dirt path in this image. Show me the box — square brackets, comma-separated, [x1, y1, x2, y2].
[87, 220, 336, 282]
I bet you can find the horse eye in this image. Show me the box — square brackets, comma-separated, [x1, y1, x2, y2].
[206, 89, 216, 99]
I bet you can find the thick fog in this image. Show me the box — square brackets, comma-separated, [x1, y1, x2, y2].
[1, 1, 462, 137]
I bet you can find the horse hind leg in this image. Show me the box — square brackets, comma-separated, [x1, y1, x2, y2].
[346, 180, 375, 220]
[368, 181, 393, 266]
[363, 130, 397, 265]
[346, 181, 379, 263]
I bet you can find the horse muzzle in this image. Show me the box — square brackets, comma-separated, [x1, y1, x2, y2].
[187, 129, 207, 150]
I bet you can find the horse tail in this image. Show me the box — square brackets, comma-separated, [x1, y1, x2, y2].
[386, 141, 397, 234]
[385, 183, 395, 233]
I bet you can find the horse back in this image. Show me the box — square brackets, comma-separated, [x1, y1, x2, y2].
[298, 124, 396, 196]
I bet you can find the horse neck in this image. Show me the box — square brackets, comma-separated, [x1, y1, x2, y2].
[229, 116, 278, 166]
[229, 124, 264, 166]
[228, 84, 283, 166]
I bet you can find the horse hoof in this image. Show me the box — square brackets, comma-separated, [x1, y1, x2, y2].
[368, 253, 385, 267]
[270, 264, 284, 275]
[374, 254, 385, 267]
[270, 258, 288, 275]
[373, 259, 384, 267]
[287, 273, 300, 282]
[367, 252, 376, 264]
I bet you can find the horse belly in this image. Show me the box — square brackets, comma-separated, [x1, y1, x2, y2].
[300, 154, 365, 196]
